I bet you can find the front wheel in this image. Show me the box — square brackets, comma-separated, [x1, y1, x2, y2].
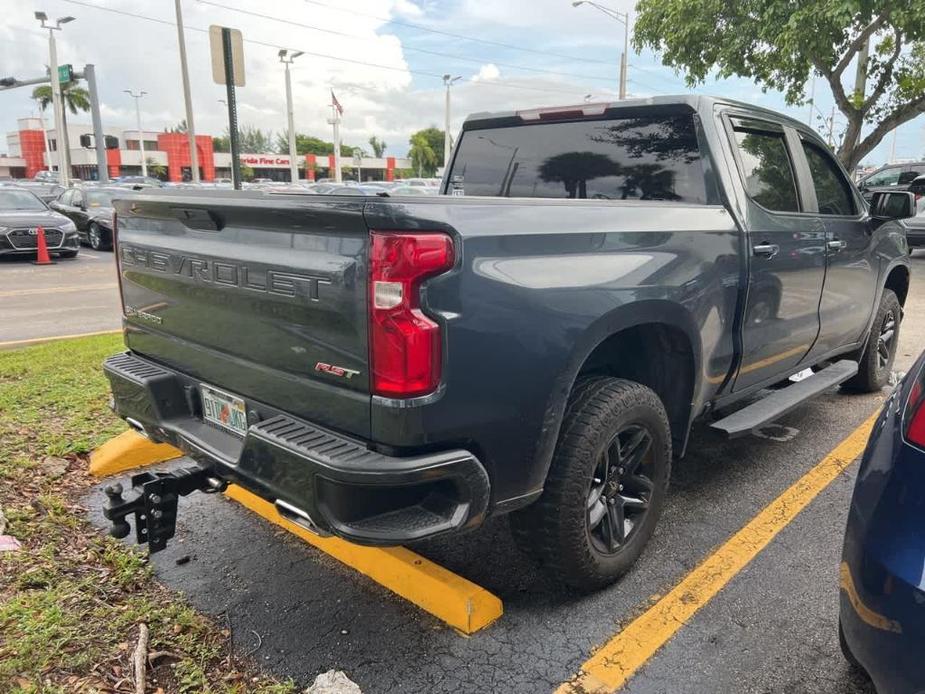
[510, 377, 671, 591]
[844, 289, 901, 393]
[88, 223, 111, 251]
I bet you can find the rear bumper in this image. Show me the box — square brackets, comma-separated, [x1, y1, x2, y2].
[103, 351, 490, 545]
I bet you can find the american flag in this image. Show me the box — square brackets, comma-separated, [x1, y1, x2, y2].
[331, 90, 343, 116]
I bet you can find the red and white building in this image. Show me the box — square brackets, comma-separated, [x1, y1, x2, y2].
[3, 117, 411, 182]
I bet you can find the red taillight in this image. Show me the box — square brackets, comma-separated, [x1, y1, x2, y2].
[369, 231, 454, 398]
[907, 379, 925, 447]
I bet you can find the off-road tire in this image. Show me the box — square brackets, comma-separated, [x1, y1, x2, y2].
[510, 377, 671, 591]
[844, 289, 901, 393]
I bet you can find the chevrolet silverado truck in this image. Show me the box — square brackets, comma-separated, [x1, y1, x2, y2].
[101, 96, 915, 590]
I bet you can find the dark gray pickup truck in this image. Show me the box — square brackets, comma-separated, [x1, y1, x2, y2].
[102, 96, 915, 590]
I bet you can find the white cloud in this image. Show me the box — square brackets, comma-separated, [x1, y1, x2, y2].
[472, 63, 501, 82]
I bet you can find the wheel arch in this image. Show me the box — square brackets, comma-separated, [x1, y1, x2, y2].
[535, 302, 703, 483]
[883, 262, 910, 307]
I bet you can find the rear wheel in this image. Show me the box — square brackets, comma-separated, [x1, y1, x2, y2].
[510, 377, 671, 591]
[838, 618, 867, 676]
[844, 289, 901, 392]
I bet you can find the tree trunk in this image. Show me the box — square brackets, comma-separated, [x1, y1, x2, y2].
[836, 112, 866, 170]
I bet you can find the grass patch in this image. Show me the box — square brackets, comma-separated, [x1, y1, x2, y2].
[0, 335, 293, 692]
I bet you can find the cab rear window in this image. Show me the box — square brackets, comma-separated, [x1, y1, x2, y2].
[449, 114, 709, 204]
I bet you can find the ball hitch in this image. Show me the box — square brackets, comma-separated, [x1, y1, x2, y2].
[101, 466, 227, 553]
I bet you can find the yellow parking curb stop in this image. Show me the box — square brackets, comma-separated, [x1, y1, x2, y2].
[89, 430, 184, 477]
[90, 432, 504, 635]
[224, 484, 503, 635]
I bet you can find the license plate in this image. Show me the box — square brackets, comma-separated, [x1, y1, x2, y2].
[200, 384, 248, 437]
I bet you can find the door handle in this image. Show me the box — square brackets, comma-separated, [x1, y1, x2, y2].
[752, 243, 779, 259]
[827, 239, 848, 252]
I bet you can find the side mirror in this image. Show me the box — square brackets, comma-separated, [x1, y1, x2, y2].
[871, 191, 916, 221]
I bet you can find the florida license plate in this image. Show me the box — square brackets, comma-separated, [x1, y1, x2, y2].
[200, 384, 248, 437]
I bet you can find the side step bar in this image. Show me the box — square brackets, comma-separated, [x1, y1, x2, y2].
[710, 360, 859, 438]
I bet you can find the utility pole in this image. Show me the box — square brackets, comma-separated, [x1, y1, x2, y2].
[35, 11, 74, 185]
[572, 1, 628, 99]
[83, 65, 108, 183]
[890, 127, 898, 164]
[125, 90, 148, 177]
[443, 74, 461, 167]
[279, 49, 303, 183]
[175, 0, 200, 182]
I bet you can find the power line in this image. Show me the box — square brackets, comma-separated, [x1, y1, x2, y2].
[301, 0, 618, 67]
[56, 0, 603, 99]
[197, 0, 617, 84]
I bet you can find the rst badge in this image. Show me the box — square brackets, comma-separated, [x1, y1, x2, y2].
[315, 362, 360, 380]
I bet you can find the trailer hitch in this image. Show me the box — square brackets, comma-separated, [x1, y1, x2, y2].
[102, 466, 227, 553]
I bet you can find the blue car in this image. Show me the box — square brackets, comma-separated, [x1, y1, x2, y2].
[840, 349, 925, 693]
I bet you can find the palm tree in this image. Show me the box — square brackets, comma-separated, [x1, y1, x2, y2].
[408, 132, 438, 177]
[31, 83, 91, 115]
[32, 82, 90, 178]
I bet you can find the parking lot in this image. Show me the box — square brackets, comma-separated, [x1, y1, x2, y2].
[60, 250, 921, 692]
[0, 250, 120, 346]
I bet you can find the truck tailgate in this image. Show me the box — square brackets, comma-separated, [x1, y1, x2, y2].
[113, 191, 371, 438]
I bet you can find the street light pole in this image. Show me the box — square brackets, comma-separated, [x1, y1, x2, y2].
[279, 49, 304, 183]
[35, 11, 74, 185]
[442, 74, 461, 168]
[125, 90, 148, 177]
[174, 0, 200, 182]
[572, 1, 628, 99]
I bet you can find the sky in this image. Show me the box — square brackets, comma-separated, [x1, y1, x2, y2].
[0, 0, 923, 165]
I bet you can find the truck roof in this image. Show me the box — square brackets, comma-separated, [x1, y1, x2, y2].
[461, 94, 812, 134]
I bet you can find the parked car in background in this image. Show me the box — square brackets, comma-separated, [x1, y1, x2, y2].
[0, 187, 78, 258]
[49, 186, 121, 251]
[113, 176, 164, 188]
[323, 184, 389, 195]
[858, 161, 925, 202]
[905, 175, 925, 250]
[839, 348, 925, 693]
[5, 180, 66, 203]
[388, 185, 438, 196]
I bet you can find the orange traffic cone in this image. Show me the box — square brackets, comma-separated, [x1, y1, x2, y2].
[32, 226, 55, 265]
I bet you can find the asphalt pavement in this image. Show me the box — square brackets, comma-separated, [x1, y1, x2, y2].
[0, 250, 121, 346]
[85, 253, 924, 692]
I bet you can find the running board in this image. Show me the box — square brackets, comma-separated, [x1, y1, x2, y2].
[710, 360, 859, 438]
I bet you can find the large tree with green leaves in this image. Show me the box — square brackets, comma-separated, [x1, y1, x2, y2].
[408, 127, 444, 175]
[634, 0, 925, 168]
[408, 131, 439, 177]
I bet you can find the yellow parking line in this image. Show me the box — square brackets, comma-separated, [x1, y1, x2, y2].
[0, 329, 122, 349]
[0, 282, 116, 297]
[557, 410, 880, 694]
[89, 430, 504, 635]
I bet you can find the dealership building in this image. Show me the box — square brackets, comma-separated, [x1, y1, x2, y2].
[3, 117, 411, 182]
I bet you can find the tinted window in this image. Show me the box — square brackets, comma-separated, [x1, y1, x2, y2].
[733, 128, 800, 212]
[862, 167, 901, 187]
[801, 141, 855, 215]
[898, 170, 921, 185]
[450, 114, 708, 203]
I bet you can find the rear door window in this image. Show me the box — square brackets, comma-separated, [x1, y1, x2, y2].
[449, 113, 708, 203]
[800, 140, 856, 215]
[731, 125, 801, 212]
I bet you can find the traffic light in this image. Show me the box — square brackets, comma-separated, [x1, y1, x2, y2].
[79, 134, 92, 148]
[105, 135, 119, 150]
